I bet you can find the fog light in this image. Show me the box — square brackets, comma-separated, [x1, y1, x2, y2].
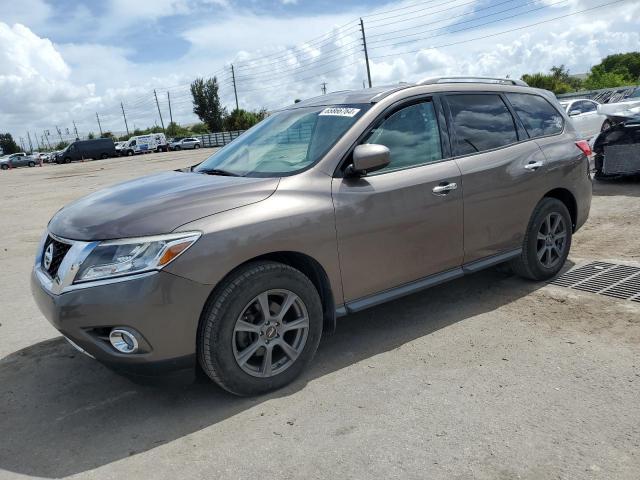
[109, 329, 139, 354]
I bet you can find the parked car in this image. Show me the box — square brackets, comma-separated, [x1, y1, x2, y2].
[31, 78, 592, 396]
[55, 139, 116, 163]
[120, 134, 169, 156]
[114, 141, 126, 155]
[170, 137, 201, 150]
[558, 98, 609, 139]
[1, 152, 36, 169]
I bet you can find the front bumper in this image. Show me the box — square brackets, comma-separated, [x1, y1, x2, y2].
[31, 267, 212, 375]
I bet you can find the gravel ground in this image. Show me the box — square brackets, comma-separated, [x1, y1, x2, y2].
[0, 152, 638, 480]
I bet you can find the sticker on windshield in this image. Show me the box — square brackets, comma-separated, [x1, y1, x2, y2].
[319, 107, 361, 117]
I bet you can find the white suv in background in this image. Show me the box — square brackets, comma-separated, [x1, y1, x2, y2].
[559, 98, 609, 139]
[170, 137, 201, 150]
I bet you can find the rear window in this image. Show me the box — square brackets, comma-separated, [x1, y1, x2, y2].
[506, 93, 564, 138]
[447, 94, 519, 156]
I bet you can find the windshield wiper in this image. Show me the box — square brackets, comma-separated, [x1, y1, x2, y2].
[198, 168, 241, 177]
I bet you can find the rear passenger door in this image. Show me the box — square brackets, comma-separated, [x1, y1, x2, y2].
[444, 92, 550, 264]
[569, 100, 600, 138]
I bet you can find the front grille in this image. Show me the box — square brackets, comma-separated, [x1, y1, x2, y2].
[42, 236, 72, 278]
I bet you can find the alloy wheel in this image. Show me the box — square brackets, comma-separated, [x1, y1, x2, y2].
[232, 289, 309, 378]
[536, 212, 567, 269]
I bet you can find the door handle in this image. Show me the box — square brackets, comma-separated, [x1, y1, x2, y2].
[432, 182, 458, 195]
[525, 161, 544, 171]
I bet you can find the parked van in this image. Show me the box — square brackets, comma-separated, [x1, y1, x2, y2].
[55, 139, 116, 164]
[120, 133, 168, 156]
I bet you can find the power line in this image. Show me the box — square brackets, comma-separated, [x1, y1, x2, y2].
[369, 0, 630, 59]
[367, 0, 569, 47]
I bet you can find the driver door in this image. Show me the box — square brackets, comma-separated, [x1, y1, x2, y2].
[332, 99, 464, 304]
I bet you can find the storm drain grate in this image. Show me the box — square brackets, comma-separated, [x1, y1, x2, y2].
[552, 262, 640, 303]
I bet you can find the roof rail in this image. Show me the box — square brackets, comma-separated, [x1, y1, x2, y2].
[417, 76, 528, 87]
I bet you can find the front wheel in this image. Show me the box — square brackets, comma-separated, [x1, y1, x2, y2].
[510, 198, 572, 281]
[28, 161, 36, 167]
[601, 120, 612, 132]
[0, 164, 8, 170]
[198, 261, 323, 396]
[194, 144, 200, 149]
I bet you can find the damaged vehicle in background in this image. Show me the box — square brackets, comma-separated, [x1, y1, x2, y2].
[593, 88, 640, 179]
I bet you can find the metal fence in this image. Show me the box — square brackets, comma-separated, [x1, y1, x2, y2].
[557, 85, 638, 104]
[197, 130, 245, 148]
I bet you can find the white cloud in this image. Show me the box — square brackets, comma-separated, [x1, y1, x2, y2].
[1, 0, 639, 141]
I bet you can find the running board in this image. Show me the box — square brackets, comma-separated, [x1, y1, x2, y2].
[337, 248, 521, 315]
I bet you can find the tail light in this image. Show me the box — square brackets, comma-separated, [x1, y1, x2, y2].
[575, 140, 592, 157]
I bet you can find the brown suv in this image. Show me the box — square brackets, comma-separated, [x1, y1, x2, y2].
[31, 78, 592, 396]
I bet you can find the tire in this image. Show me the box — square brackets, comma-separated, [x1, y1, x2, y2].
[127, 150, 133, 156]
[64, 157, 71, 164]
[28, 161, 36, 167]
[194, 144, 200, 149]
[100, 153, 108, 159]
[510, 198, 572, 281]
[174, 146, 181, 150]
[1, 164, 8, 170]
[198, 261, 323, 396]
[601, 120, 612, 132]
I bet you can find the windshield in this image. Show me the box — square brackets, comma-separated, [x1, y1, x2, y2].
[194, 104, 369, 177]
[630, 88, 640, 99]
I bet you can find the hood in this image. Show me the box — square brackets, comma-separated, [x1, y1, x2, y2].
[48, 171, 279, 240]
[598, 99, 640, 122]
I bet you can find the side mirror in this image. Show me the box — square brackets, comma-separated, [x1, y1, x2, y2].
[348, 144, 390, 176]
[568, 109, 581, 117]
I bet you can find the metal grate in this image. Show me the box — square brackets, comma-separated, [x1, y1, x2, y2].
[552, 262, 640, 302]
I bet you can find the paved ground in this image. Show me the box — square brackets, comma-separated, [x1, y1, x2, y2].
[0, 152, 639, 480]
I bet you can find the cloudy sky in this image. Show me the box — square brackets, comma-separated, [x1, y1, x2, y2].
[1, 0, 639, 145]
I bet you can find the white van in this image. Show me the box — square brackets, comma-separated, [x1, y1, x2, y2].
[120, 133, 168, 156]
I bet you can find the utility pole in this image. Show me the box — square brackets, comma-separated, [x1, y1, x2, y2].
[72, 120, 79, 140]
[19, 137, 26, 152]
[167, 91, 174, 125]
[360, 18, 372, 88]
[26, 132, 33, 152]
[56, 126, 63, 143]
[321, 82, 328, 95]
[34, 131, 41, 150]
[121, 102, 130, 136]
[96, 113, 103, 137]
[153, 90, 165, 132]
[231, 64, 239, 111]
[44, 130, 51, 149]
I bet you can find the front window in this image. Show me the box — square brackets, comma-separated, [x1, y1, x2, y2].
[195, 104, 369, 177]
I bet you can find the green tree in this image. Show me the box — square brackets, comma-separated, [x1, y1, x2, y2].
[190, 122, 209, 134]
[223, 109, 261, 131]
[0, 133, 20, 155]
[521, 65, 580, 94]
[191, 77, 226, 132]
[87, 132, 95, 139]
[101, 131, 113, 138]
[55, 141, 69, 150]
[166, 122, 192, 138]
[596, 52, 640, 83]
[583, 67, 631, 90]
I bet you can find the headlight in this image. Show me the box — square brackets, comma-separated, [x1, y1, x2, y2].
[74, 232, 201, 283]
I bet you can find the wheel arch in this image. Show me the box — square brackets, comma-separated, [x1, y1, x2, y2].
[543, 188, 577, 231]
[201, 251, 338, 338]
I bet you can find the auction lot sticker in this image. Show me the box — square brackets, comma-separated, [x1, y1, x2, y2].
[319, 107, 361, 117]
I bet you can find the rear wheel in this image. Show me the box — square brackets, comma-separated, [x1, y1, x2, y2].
[1, 164, 8, 170]
[64, 157, 72, 164]
[100, 153, 108, 159]
[198, 261, 323, 396]
[194, 144, 200, 149]
[174, 145, 181, 150]
[127, 150, 133, 156]
[510, 198, 572, 281]
[28, 161, 36, 167]
[601, 120, 612, 132]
